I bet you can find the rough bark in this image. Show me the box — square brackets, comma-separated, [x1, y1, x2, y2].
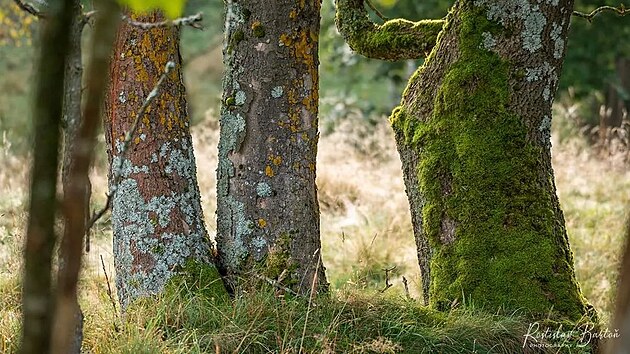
[337, 0, 593, 321]
[217, 0, 327, 294]
[20, 0, 73, 353]
[104, 10, 223, 309]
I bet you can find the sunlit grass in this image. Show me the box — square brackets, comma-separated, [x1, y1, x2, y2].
[0, 108, 626, 352]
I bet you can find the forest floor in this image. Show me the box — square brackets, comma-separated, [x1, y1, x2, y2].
[0, 109, 628, 352]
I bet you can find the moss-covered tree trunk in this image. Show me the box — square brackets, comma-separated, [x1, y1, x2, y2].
[217, 0, 327, 294]
[337, 0, 593, 320]
[104, 11, 224, 308]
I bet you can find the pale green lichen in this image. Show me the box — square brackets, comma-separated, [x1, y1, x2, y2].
[550, 22, 564, 59]
[112, 137, 210, 309]
[481, 32, 496, 50]
[256, 182, 272, 197]
[271, 86, 284, 98]
[235, 90, 246, 105]
[474, 0, 546, 52]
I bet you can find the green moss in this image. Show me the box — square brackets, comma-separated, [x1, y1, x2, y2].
[164, 259, 229, 303]
[261, 232, 298, 286]
[335, 0, 444, 61]
[391, 4, 590, 321]
[227, 29, 244, 54]
[251, 21, 265, 38]
[242, 8, 251, 22]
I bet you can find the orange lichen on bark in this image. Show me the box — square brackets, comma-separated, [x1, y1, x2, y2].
[265, 165, 275, 177]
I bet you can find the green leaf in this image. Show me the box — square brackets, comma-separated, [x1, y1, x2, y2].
[116, 0, 186, 19]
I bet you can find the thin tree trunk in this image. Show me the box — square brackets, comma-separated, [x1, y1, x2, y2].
[104, 10, 223, 309]
[20, 0, 73, 352]
[52, 1, 120, 352]
[337, 0, 594, 321]
[608, 222, 630, 353]
[217, 0, 327, 294]
[58, 1, 87, 352]
[603, 58, 629, 131]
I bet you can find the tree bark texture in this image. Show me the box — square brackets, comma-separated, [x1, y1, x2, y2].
[58, 1, 86, 352]
[20, 0, 73, 353]
[217, 0, 327, 293]
[105, 10, 221, 309]
[337, 0, 593, 320]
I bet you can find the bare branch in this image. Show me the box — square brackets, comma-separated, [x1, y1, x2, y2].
[13, 0, 46, 18]
[15, 1, 203, 31]
[573, 4, 628, 22]
[365, 0, 389, 22]
[380, 265, 396, 293]
[402, 276, 412, 299]
[86, 61, 175, 232]
[122, 12, 203, 30]
[100, 255, 119, 332]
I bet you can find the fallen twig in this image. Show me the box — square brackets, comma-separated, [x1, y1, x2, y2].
[253, 273, 298, 297]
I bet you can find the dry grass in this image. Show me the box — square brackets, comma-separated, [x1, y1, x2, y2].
[0, 108, 628, 351]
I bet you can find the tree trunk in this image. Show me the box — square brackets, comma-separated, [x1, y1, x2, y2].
[337, 0, 593, 320]
[59, 2, 86, 352]
[608, 222, 630, 354]
[217, 0, 327, 294]
[602, 57, 629, 130]
[20, 0, 73, 352]
[104, 10, 224, 309]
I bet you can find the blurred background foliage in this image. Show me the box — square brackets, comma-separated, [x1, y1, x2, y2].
[0, 0, 627, 152]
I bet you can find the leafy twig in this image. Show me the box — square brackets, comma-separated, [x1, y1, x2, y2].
[573, 4, 628, 22]
[86, 61, 175, 232]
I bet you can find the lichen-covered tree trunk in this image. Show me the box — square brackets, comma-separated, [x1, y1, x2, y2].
[104, 11, 223, 308]
[217, 0, 327, 293]
[337, 0, 593, 320]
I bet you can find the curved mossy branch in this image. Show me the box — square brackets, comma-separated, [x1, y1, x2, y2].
[335, 0, 445, 61]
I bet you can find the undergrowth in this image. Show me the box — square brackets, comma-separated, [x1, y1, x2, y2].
[83, 279, 593, 354]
